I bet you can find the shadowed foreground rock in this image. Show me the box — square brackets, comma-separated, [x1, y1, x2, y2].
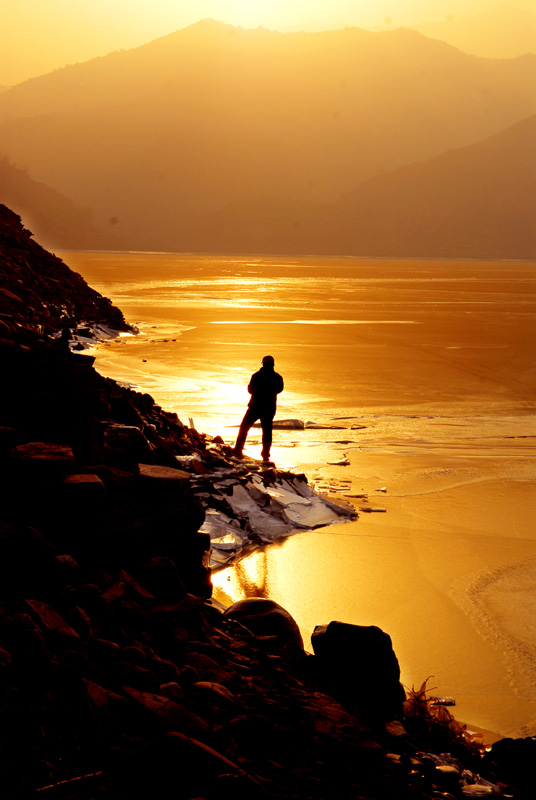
[0, 204, 533, 798]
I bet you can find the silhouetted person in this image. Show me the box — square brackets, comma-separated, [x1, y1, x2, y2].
[233, 355, 284, 463]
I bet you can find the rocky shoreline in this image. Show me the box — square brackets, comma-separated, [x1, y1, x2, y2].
[1, 203, 534, 798]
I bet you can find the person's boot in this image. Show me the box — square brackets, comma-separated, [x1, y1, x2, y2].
[261, 450, 274, 465]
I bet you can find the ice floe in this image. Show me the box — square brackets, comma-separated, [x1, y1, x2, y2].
[183, 445, 357, 569]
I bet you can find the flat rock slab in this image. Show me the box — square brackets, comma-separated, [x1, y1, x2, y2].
[123, 686, 209, 734]
[11, 441, 75, 466]
[24, 598, 80, 641]
[60, 473, 106, 496]
[138, 463, 191, 483]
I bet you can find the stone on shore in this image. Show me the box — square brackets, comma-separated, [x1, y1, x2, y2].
[311, 620, 406, 721]
[224, 597, 304, 650]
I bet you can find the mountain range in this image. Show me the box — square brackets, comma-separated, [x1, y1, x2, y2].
[0, 18, 534, 258]
[411, 5, 536, 59]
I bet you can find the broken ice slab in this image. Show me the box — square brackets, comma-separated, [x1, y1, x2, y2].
[288, 475, 316, 498]
[225, 484, 265, 517]
[252, 418, 349, 430]
[251, 475, 313, 509]
[209, 548, 239, 568]
[327, 457, 350, 466]
[199, 509, 241, 537]
[429, 696, 456, 706]
[282, 500, 344, 528]
[199, 509, 250, 569]
[304, 421, 347, 430]
[224, 484, 293, 541]
[189, 454, 357, 569]
[175, 455, 195, 468]
[199, 510, 248, 548]
[359, 507, 387, 513]
[255, 419, 305, 429]
[247, 506, 294, 541]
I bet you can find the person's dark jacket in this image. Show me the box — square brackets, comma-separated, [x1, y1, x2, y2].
[247, 366, 284, 416]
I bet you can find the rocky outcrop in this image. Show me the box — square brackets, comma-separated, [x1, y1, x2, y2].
[0, 204, 129, 336]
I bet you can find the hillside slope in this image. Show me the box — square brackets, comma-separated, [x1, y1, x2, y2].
[311, 113, 536, 258]
[0, 158, 123, 250]
[189, 115, 536, 259]
[0, 204, 128, 331]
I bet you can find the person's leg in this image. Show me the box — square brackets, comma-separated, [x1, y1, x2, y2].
[260, 414, 274, 461]
[234, 408, 259, 455]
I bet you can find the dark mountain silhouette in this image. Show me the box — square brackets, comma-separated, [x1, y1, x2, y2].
[0, 20, 534, 256]
[0, 157, 124, 250]
[311, 114, 536, 259]
[182, 115, 536, 259]
[412, 6, 536, 59]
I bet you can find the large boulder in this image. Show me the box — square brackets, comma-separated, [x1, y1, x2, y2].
[311, 621, 405, 721]
[223, 598, 304, 650]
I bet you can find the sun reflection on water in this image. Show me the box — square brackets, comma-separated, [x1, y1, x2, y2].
[211, 549, 271, 606]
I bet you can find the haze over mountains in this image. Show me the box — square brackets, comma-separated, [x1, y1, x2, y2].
[0, 14, 534, 258]
[411, 5, 536, 59]
[0, 157, 125, 251]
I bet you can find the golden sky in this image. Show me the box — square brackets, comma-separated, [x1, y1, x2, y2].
[1, 1, 535, 85]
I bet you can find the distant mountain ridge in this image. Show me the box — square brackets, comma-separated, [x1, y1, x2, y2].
[412, 6, 536, 59]
[182, 115, 536, 259]
[312, 114, 536, 259]
[0, 20, 534, 258]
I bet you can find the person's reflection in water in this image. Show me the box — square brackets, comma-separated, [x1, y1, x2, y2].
[233, 355, 284, 463]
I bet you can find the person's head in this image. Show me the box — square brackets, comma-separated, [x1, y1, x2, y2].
[262, 355, 275, 368]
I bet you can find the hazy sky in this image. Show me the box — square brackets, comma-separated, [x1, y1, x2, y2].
[2, 1, 535, 85]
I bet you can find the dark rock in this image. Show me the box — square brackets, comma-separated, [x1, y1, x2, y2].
[0, 522, 58, 597]
[192, 680, 237, 709]
[484, 735, 536, 796]
[159, 681, 184, 703]
[134, 557, 188, 602]
[88, 637, 122, 661]
[120, 645, 147, 665]
[122, 686, 210, 735]
[183, 651, 221, 679]
[104, 424, 153, 468]
[138, 462, 191, 486]
[10, 441, 75, 473]
[0, 612, 49, 672]
[311, 621, 406, 721]
[58, 472, 106, 498]
[23, 598, 81, 643]
[149, 655, 181, 684]
[111, 731, 259, 800]
[66, 605, 93, 640]
[111, 661, 160, 693]
[53, 553, 80, 584]
[0, 426, 23, 456]
[224, 597, 304, 650]
[0, 643, 12, 669]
